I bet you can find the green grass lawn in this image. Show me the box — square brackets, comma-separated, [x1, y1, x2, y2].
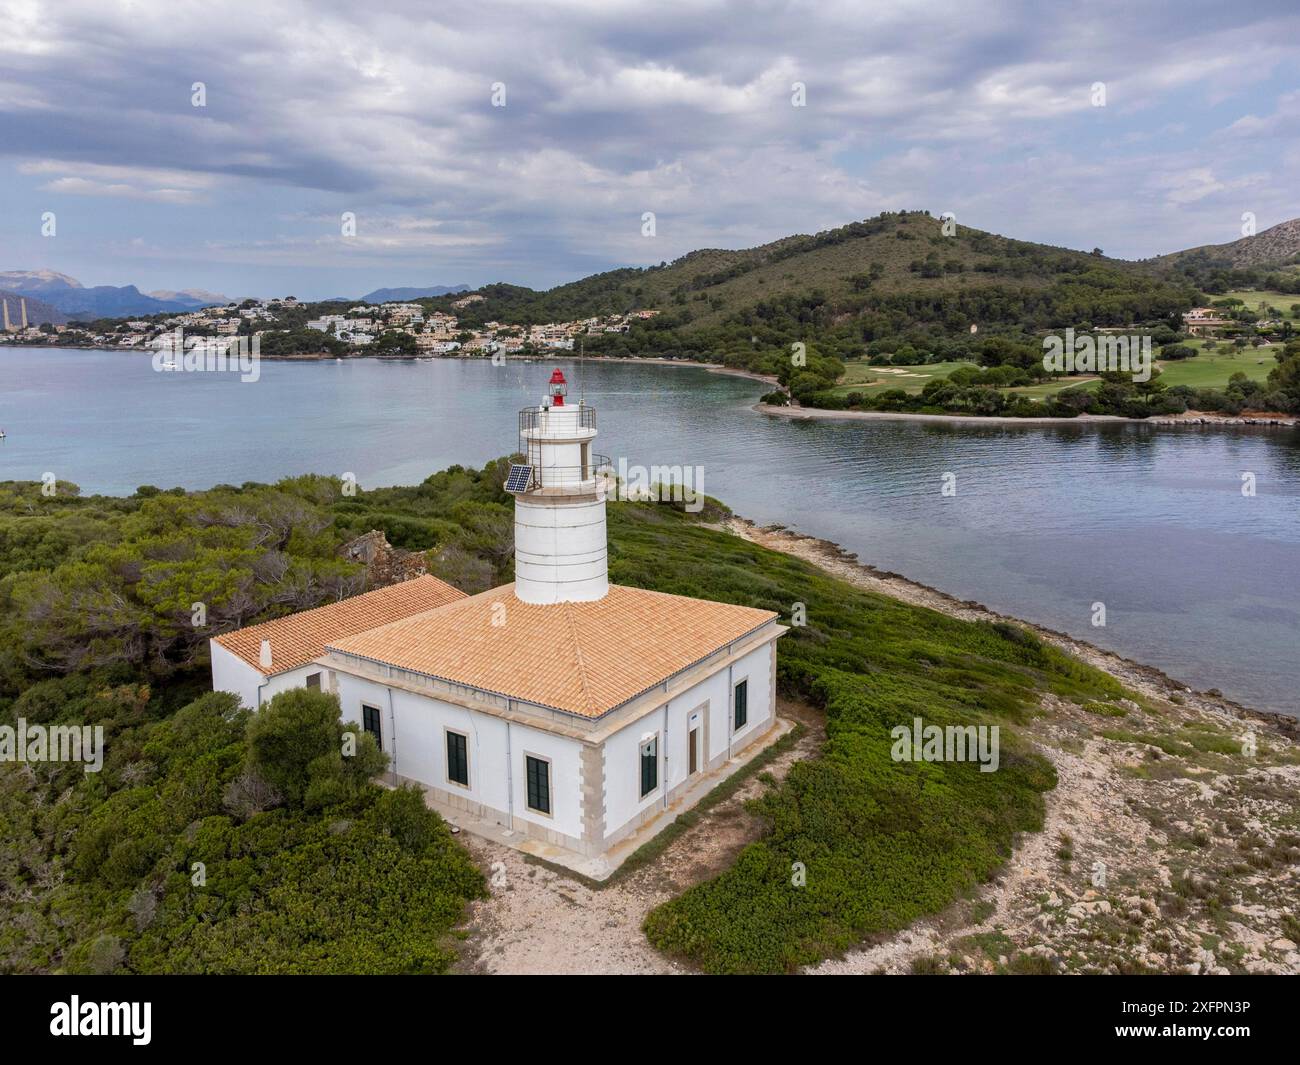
[1220, 289, 1300, 320]
[1155, 343, 1278, 389]
[1007, 348, 1277, 401]
[831, 343, 1280, 407]
[831, 359, 970, 395]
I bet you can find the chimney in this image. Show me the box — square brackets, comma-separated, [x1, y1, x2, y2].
[20, 298, 27, 330]
[259, 639, 273, 670]
[2, 299, 9, 333]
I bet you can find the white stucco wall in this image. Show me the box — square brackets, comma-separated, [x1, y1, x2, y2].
[513, 495, 608, 603]
[602, 639, 775, 839]
[333, 671, 585, 841]
[210, 641, 263, 711]
[209, 641, 330, 711]
[262, 665, 326, 706]
[213, 623, 777, 858]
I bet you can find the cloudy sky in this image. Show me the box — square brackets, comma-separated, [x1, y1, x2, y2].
[1, 0, 1297, 299]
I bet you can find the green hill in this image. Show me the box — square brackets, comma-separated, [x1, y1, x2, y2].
[425, 210, 1191, 333]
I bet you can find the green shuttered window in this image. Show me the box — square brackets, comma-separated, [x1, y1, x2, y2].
[446, 731, 469, 786]
[525, 755, 550, 814]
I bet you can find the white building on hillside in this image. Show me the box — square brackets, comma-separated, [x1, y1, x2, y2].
[211, 369, 786, 872]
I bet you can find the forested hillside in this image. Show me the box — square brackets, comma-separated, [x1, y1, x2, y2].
[416, 211, 1214, 413]
[427, 210, 1196, 333]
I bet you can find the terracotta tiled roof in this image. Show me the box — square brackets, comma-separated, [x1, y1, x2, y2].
[214, 574, 467, 676]
[327, 583, 779, 719]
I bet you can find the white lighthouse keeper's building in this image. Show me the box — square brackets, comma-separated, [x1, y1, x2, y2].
[211, 369, 787, 874]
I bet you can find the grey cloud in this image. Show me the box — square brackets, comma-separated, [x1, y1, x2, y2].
[1, 0, 1296, 290]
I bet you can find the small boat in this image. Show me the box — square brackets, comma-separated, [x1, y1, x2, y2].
[0, 429, 6, 439]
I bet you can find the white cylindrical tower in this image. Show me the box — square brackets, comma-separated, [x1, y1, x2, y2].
[508, 369, 610, 604]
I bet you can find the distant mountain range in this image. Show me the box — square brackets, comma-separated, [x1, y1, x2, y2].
[0, 271, 471, 320]
[8, 213, 1296, 332]
[358, 284, 469, 302]
[146, 288, 234, 306]
[0, 270, 232, 319]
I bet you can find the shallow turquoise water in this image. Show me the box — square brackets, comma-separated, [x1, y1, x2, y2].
[2, 347, 1298, 714]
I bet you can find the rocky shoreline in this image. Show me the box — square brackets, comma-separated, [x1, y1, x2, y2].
[722, 516, 1300, 975]
[724, 516, 1295, 734]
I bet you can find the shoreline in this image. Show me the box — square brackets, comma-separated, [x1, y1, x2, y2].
[753, 401, 1298, 429]
[721, 514, 1297, 734]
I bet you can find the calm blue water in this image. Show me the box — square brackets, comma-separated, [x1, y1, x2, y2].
[3, 347, 1298, 715]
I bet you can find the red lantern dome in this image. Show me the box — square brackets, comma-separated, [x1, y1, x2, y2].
[548, 368, 568, 406]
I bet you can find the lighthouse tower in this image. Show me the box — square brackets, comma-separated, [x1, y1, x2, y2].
[506, 369, 609, 604]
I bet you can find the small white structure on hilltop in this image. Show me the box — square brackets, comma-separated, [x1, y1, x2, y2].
[211, 370, 786, 875]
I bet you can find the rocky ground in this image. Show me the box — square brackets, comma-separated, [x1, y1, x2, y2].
[454, 520, 1299, 975]
[812, 690, 1300, 975]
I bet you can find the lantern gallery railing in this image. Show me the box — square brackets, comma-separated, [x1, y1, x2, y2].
[504, 455, 613, 494]
[518, 405, 597, 436]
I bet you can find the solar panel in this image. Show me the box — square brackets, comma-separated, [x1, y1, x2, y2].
[504, 464, 533, 493]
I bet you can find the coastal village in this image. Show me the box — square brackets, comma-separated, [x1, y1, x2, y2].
[0, 290, 660, 357]
[1, 287, 1289, 359]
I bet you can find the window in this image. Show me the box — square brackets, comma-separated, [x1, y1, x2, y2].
[525, 755, 551, 814]
[639, 737, 658, 798]
[446, 730, 469, 787]
[362, 704, 382, 749]
[733, 679, 748, 731]
[305, 672, 321, 689]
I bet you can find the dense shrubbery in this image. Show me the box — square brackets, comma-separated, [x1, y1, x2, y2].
[255, 328, 349, 356]
[1163, 250, 1300, 296]
[0, 464, 517, 691]
[1, 679, 484, 974]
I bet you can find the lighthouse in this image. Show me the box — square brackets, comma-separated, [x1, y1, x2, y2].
[506, 369, 610, 604]
[215, 363, 786, 866]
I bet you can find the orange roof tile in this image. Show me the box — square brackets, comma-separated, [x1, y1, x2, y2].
[327, 583, 778, 719]
[214, 574, 467, 676]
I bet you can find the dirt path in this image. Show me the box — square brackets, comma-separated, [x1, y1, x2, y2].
[453, 699, 824, 975]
